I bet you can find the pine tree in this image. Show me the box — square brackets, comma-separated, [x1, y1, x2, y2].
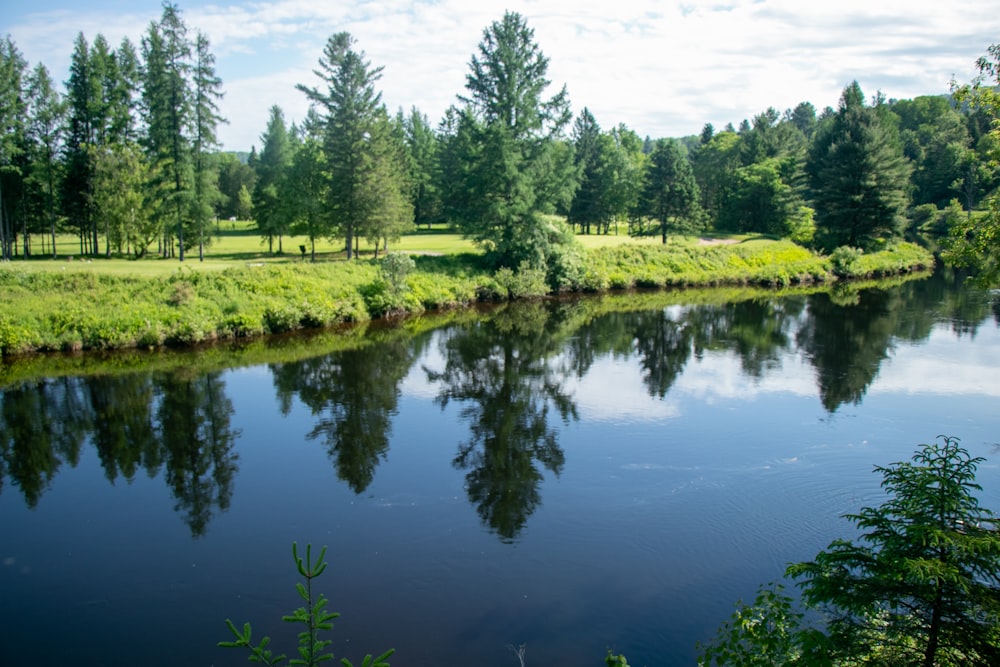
[402, 106, 440, 229]
[568, 107, 603, 235]
[253, 105, 292, 254]
[287, 112, 328, 261]
[788, 437, 1000, 666]
[641, 139, 703, 244]
[297, 32, 411, 259]
[453, 11, 576, 269]
[0, 38, 29, 260]
[24, 63, 66, 257]
[358, 110, 413, 257]
[808, 81, 911, 251]
[190, 31, 224, 261]
[62, 32, 96, 255]
[141, 2, 193, 261]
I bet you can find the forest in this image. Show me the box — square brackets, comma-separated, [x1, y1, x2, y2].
[1, 3, 999, 282]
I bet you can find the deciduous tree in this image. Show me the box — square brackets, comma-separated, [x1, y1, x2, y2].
[946, 43, 1000, 286]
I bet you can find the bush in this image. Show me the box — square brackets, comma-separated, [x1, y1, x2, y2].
[829, 246, 862, 278]
[379, 252, 416, 295]
[494, 262, 549, 299]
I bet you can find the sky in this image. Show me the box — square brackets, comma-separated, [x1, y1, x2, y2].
[4, 0, 1000, 152]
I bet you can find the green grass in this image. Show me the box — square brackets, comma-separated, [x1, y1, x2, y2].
[0, 221, 935, 357]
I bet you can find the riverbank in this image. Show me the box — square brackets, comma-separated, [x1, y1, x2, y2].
[0, 239, 933, 357]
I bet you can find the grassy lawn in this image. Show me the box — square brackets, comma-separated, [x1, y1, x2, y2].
[7, 219, 724, 276]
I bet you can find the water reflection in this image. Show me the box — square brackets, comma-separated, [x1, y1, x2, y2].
[0, 370, 239, 537]
[0, 378, 87, 507]
[156, 372, 239, 537]
[271, 331, 428, 494]
[1, 271, 997, 539]
[425, 303, 576, 541]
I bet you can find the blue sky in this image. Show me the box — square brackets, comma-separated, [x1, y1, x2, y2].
[4, 0, 1000, 152]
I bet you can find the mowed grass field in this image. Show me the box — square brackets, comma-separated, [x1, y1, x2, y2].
[8, 219, 699, 276]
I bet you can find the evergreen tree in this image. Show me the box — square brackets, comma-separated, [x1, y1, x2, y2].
[808, 81, 911, 251]
[111, 38, 141, 144]
[608, 123, 648, 235]
[298, 32, 411, 259]
[190, 31, 224, 261]
[402, 106, 440, 229]
[692, 129, 741, 224]
[788, 437, 1000, 666]
[24, 62, 65, 257]
[216, 152, 256, 220]
[358, 109, 413, 257]
[640, 138, 703, 244]
[141, 2, 193, 260]
[89, 141, 153, 257]
[453, 11, 576, 269]
[253, 105, 292, 254]
[568, 107, 603, 234]
[0, 38, 30, 260]
[62, 32, 96, 255]
[287, 111, 328, 261]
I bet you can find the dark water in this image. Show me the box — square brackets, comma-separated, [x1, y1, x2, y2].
[2, 271, 999, 667]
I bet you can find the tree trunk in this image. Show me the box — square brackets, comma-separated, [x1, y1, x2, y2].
[923, 585, 943, 667]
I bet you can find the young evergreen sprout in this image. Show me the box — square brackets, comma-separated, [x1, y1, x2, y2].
[220, 542, 394, 667]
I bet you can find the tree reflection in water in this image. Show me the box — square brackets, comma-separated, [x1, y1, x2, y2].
[0, 270, 995, 538]
[426, 302, 577, 541]
[271, 331, 427, 493]
[0, 370, 240, 537]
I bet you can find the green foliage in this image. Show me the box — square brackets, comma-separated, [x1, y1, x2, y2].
[297, 33, 412, 261]
[450, 11, 577, 269]
[945, 195, 1000, 286]
[493, 261, 549, 299]
[831, 242, 934, 279]
[0, 237, 932, 356]
[220, 542, 394, 667]
[829, 246, 863, 278]
[788, 437, 1000, 666]
[605, 650, 631, 667]
[701, 437, 1000, 667]
[698, 584, 828, 667]
[808, 82, 911, 252]
[378, 252, 415, 295]
[640, 138, 703, 244]
[589, 240, 831, 288]
[787, 206, 816, 246]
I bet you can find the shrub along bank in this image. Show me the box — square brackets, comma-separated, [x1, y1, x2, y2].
[0, 240, 933, 356]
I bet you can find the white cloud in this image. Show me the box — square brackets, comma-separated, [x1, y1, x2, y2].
[6, 0, 1000, 150]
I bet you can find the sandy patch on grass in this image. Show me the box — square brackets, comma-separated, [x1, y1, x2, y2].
[697, 238, 740, 246]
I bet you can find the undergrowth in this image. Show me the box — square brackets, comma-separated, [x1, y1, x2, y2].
[0, 240, 932, 356]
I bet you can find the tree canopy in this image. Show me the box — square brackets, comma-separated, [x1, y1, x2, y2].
[450, 11, 577, 271]
[701, 437, 1000, 667]
[808, 81, 911, 251]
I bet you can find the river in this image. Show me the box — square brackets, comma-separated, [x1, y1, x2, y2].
[1, 269, 998, 666]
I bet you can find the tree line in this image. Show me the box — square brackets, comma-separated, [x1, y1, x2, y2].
[2, 4, 999, 276]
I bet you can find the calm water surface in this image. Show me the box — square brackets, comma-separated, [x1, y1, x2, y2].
[2, 271, 999, 666]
